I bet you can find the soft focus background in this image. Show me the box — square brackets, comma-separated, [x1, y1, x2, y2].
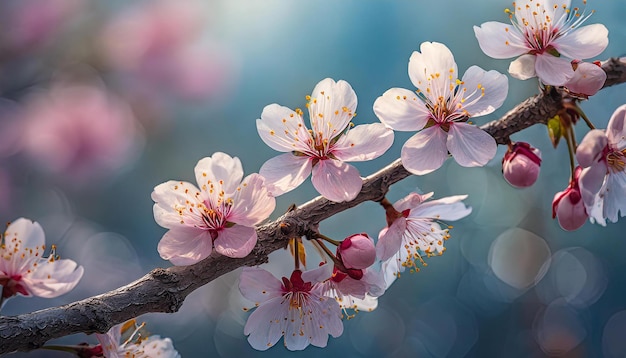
[2, 0, 626, 357]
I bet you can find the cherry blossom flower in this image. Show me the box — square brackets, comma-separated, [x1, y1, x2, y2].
[564, 60, 607, 97]
[152, 152, 275, 265]
[377, 192, 472, 284]
[239, 267, 343, 351]
[575, 105, 626, 225]
[257, 78, 394, 202]
[94, 319, 180, 358]
[502, 142, 542, 188]
[552, 166, 588, 230]
[474, 0, 608, 86]
[0, 218, 83, 300]
[373, 42, 507, 175]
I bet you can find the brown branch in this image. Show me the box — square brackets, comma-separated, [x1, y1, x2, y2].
[1, 58, 625, 354]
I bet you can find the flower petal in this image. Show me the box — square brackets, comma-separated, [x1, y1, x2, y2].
[373, 88, 431, 131]
[393, 192, 434, 212]
[311, 160, 362, 202]
[400, 126, 449, 175]
[152, 180, 205, 229]
[308, 78, 356, 142]
[256, 104, 308, 153]
[409, 42, 457, 93]
[603, 172, 626, 223]
[3, 218, 45, 252]
[332, 123, 394, 162]
[607, 104, 626, 149]
[534, 54, 575, 86]
[556, 24, 609, 59]
[194, 152, 244, 195]
[576, 129, 608, 168]
[564, 62, 606, 96]
[410, 195, 472, 221]
[508, 54, 537, 80]
[376, 218, 407, 261]
[214, 225, 257, 258]
[229, 174, 276, 227]
[239, 267, 284, 303]
[21, 259, 84, 298]
[157, 227, 213, 265]
[447, 122, 496, 167]
[244, 296, 289, 350]
[259, 153, 312, 196]
[459, 66, 508, 117]
[474, 22, 529, 59]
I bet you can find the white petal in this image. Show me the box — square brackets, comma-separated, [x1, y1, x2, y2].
[22, 259, 84, 298]
[194, 152, 243, 195]
[214, 225, 257, 258]
[229, 174, 276, 226]
[393, 192, 434, 212]
[579, 162, 607, 210]
[308, 78, 356, 142]
[376, 218, 407, 261]
[373, 88, 431, 131]
[332, 123, 394, 162]
[459, 66, 509, 117]
[474, 22, 529, 59]
[410, 195, 472, 221]
[259, 154, 312, 196]
[409, 42, 457, 92]
[244, 296, 288, 350]
[447, 122, 496, 167]
[239, 267, 283, 303]
[301, 264, 333, 284]
[157, 227, 213, 265]
[607, 104, 626, 149]
[152, 181, 205, 229]
[256, 104, 308, 153]
[508, 54, 537, 80]
[400, 126, 449, 175]
[3, 218, 45, 251]
[556, 24, 609, 59]
[311, 160, 362, 202]
[603, 172, 626, 223]
[534, 54, 575, 86]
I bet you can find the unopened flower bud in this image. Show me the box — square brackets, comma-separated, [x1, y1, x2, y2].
[502, 142, 542, 188]
[552, 167, 588, 231]
[565, 60, 607, 97]
[337, 233, 376, 270]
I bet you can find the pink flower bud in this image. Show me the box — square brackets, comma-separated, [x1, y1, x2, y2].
[502, 142, 542, 188]
[552, 167, 588, 231]
[337, 233, 376, 270]
[564, 60, 607, 97]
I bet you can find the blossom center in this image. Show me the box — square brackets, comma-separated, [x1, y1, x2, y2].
[606, 148, 626, 173]
[199, 198, 233, 239]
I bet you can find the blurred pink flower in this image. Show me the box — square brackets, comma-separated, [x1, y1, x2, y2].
[18, 83, 142, 183]
[502, 142, 542, 188]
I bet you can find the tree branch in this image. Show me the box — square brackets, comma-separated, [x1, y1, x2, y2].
[1, 57, 625, 354]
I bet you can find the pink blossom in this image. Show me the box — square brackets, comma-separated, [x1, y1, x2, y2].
[575, 105, 626, 225]
[152, 152, 276, 264]
[18, 83, 141, 184]
[474, 0, 608, 86]
[502, 142, 542, 188]
[564, 60, 607, 97]
[376, 192, 471, 285]
[95, 320, 180, 358]
[552, 167, 588, 230]
[373, 42, 507, 175]
[337, 233, 376, 270]
[0, 218, 83, 299]
[257, 78, 394, 202]
[239, 267, 343, 351]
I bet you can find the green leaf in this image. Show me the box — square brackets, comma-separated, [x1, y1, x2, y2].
[547, 115, 562, 148]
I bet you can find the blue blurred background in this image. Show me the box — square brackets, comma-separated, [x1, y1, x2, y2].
[2, 0, 626, 356]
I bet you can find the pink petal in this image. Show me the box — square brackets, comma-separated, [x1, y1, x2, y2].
[157, 227, 213, 265]
[332, 123, 394, 162]
[152, 180, 205, 229]
[239, 267, 283, 303]
[409, 42, 457, 92]
[555, 193, 588, 231]
[21, 259, 84, 298]
[194, 152, 243, 195]
[376, 218, 407, 261]
[311, 160, 362, 202]
[401, 126, 449, 175]
[214, 225, 257, 258]
[373, 88, 431, 131]
[259, 153, 312, 196]
[607, 104, 626, 149]
[308, 78, 356, 141]
[534, 54, 575, 86]
[244, 296, 288, 350]
[579, 162, 607, 210]
[508, 54, 537, 80]
[459, 66, 509, 117]
[474, 22, 529, 59]
[229, 174, 276, 227]
[564, 62, 606, 96]
[410, 195, 472, 221]
[556, 24, 609, 59]
[393, 192, 434, 212]
[256, 104, 307, 153]
[576, 129, 608, 168]
[301, 264, 333, 284]
[447, 122, 496, 167]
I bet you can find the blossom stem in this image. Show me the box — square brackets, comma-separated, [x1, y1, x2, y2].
[312, 238, 342, 269]
[379, 197, 394, 210]
[568, 102, 596, 130]
[564, 125, 577, 181]
[293, 238, 300, 270]
[315, 233, 341, 247]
